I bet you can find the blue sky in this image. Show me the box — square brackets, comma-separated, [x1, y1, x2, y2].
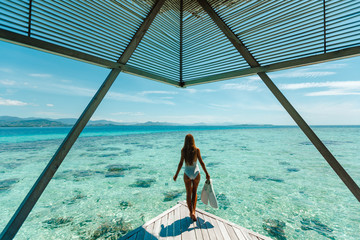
[1, 41, 360, 125]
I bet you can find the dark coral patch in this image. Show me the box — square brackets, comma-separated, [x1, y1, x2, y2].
[119, 201, 133, 210]
[105, 172, 125, 178]
[207, 162, 220, 167]
[98, 153, 118, 158]
[129, 178, 156, 188]
[106, 164, 141, 172]
[216, 193, 230, 210]
[249, 175, 284, 183]
[90, 218, 132, 240]
[163, 190, 183, 202]
[287, 168, 300, 172]
[63, 192, 86, 205]
[263, 219, 287, 240]
[43, 217, 73, 229]
[300, 218, 335, 239]
[0, 178, 20, 192]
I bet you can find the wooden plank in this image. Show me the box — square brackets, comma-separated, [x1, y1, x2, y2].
[186, 213, 197, 240]
[182, 202, 268, 240]
[167, 209, 175, 240]
[144, 222, 154, 240]
[192, 212, 202, 240]
[159, 213, 168, 240]
[180, 203, 193, 240]
[224, 223, 239, 240]
[238, 228, 258, 240]
[233, 227, 248, 240]
[152, 213, 162, 239]
[196, 212, 210, 240]
[174, 204, 181, 240]
[206, 213, 224, 240]
[143, 204, 181, 229]
[217, 220, 231, 240]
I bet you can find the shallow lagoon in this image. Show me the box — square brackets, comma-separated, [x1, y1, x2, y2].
[0, 126, 359, 239]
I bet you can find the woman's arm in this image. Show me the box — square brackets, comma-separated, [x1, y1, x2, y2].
[173, 150, 185, 181]
[197, 148, 210, 180]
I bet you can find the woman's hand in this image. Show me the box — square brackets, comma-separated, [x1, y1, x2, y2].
[173, 175, 177, 181]
[206, 174, 210, 181]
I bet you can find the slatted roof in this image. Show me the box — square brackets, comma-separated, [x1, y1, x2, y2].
[1, 0, 360, 87]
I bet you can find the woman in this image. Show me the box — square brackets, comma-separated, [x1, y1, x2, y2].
[173, 134, 210, 221]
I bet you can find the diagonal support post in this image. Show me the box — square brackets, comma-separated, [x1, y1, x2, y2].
[197, 0, 360, 202]
[0, 1, 165, 239]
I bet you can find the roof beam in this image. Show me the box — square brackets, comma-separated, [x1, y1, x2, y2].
[122, 65, 179, 87]
[185, 46, 360, 86]
[198, 0, 360, 202]
[0, 29, 121, 69]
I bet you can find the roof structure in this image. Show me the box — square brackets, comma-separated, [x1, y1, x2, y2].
[1, 0, 360, 87]
[1, 1, 360, 239]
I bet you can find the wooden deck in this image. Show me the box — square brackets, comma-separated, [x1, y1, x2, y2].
[119, 201, 272, 240]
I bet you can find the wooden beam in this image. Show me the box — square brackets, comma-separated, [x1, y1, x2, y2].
[185, 46, 360, 86]
[197, 0, 360, 202]
[0, 1, 166, 239]
[122, 65, 179, 87]
[0, 29, 121, 69]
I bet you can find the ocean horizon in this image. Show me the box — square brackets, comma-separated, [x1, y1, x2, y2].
[1, 125, 359, 239]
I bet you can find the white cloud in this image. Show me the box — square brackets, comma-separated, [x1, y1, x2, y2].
[313, 63, 347, 70]
[270, 70, 336, 79]
[28, 73, 52, 78]
[202, 89, 216, 93]
[46, 103, 54, 107]
[52, 84, 96, 97]
[280, 81, 360, 90]
[245, 75, 261, 81]
[108, 91, 175, 105]
[306, 90, 360, 96]
[221, 83, 259, 91]
[139, 90, 178, 95]
[0, 79, 16, 86]
[209, 103, 231, 109]
[183, 88, 197, 94]
[0, 68, 13, 73]
[280, 81, 360, 96]
[0, 97, 28, 106]
[182, 88, 217, 94]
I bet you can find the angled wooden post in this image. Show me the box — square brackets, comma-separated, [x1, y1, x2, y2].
[0, 1, 165, 239]
[197, 0, 360, 202]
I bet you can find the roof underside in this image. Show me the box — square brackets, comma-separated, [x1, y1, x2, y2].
[1, 0, 360, 87]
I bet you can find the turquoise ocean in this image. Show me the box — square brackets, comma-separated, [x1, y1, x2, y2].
[0, 126, 359, 239]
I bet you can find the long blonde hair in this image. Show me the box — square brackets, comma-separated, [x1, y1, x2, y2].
[182, 134, 197, 165]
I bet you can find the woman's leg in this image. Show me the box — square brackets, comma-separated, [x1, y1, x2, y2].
[183, 174, 193, 217]
[192, 173, 200, 220]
